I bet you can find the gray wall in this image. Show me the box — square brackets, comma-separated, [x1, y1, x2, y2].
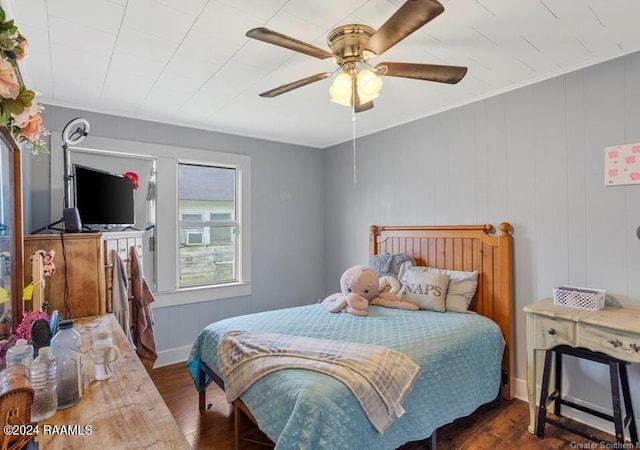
[324, 51, 640, 432]
[22, 50, 640, 434]
[25, 106, 325, 360]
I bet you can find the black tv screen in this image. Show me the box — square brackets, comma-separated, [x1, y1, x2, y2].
[73, 164, 135, 227]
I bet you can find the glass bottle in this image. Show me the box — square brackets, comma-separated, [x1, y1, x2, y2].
[6, 338, 34, 370]
[0, 365, 30, 393]
[30, 346, 58, 422]
[90, 326, 120, 380]
[50, 319, 82, 409]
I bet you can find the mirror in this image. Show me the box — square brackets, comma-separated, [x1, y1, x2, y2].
[0, 127, 24, 341]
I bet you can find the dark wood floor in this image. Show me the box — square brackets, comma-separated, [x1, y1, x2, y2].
[150, 362, 619, 449]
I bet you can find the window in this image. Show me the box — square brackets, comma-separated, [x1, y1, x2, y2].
[49, 134, 251, 307]
[210, 213, 232, 242]
[178, 164, 237, 288]
[185, 231, 204, 245]
[180, 213, 204, 246]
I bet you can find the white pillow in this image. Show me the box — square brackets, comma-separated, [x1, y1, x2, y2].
[428, 268, 479, 313]
[398, 263, 479, 313]
[399, 265, 450, 312]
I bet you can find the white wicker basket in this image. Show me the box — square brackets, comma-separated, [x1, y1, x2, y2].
[553, 286, 606, 311]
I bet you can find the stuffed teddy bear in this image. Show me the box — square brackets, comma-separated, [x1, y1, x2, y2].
[323, 265, 418, 316]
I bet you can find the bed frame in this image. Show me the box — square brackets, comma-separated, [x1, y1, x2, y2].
[197, 223, 515, 446]
[369, 222, 514, 400]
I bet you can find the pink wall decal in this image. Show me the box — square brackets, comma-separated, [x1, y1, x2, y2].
[605, 142, 640, 186]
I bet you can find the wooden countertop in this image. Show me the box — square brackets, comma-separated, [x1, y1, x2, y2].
[36, 314, 190, 449]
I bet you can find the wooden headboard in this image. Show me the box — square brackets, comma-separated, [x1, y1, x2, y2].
[369, 223, 514, 400]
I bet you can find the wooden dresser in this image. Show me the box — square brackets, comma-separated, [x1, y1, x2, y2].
[24, 231, 144, 319]
[35, 314, 190, 449]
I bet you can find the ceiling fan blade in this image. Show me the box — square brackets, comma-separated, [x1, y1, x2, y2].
[364, 0, 444, 58]
[247, 27, 334, 60]
[375, 62, 467, 84]
[259, 72, 333, 98]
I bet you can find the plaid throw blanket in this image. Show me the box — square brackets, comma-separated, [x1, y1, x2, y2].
[218, 330, 420, 432]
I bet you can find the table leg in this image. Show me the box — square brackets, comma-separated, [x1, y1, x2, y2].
[526, 314, 537, 434]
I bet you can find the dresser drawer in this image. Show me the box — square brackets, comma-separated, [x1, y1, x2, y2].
[534, 315, 576, 349]
[577, 324, 640, 363]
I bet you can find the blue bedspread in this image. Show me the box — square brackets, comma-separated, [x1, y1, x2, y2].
[187, 304, 504, 450]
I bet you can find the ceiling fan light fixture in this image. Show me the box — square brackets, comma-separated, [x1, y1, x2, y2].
[329, 72, 353, 106]
[362, 50, 376, 60]
[356, 69, 383, 103]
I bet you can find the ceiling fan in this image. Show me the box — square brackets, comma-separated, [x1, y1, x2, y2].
[246, 0, 467, 112]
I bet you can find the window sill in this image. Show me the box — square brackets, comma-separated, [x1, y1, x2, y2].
[153, 282, 251, 308]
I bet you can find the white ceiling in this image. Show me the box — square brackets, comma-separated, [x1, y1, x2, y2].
[6, 0, 640, 148]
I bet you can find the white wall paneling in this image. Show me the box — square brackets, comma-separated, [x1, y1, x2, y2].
[324, 50, 640, 435]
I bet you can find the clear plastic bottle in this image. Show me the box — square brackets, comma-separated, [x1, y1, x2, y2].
[50, 319, 82, 409]
[6, 338, 34, 370]
[30, 346, 58, 422]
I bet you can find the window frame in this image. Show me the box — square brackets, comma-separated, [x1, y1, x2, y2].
[177, 163, 239, 288]
[49, 135, 251, 309]
[168, 156, 251, 305]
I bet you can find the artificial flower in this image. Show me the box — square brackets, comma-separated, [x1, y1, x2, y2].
[10, 98, 41, 127]
[123, 171, 140, 189]
[0, 7, 49, 155]
[11, 99, 48, 143]
[18, 108, 43, 140]
[0, 58, 19, 99]
[14, 310, 50, 343]
[16, 35, 27, 61]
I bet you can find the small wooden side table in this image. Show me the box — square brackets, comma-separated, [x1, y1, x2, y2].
[524, 299, 640, 443]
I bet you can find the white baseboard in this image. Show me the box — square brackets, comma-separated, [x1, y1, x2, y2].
[513, 376, 619, 437]
[154, 344, 191, 368]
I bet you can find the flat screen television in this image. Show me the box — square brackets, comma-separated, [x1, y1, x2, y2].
[73, 164, 135, 228]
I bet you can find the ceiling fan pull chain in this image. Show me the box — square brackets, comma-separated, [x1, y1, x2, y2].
[352, 92, 357, 187]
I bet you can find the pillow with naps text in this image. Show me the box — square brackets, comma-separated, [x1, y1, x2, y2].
[399, 265, 450, 312]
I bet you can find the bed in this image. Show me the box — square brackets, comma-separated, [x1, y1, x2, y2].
[188, 223, 514, 449]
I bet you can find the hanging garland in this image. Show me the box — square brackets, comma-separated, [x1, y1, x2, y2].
[0, 6, 49, 154]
